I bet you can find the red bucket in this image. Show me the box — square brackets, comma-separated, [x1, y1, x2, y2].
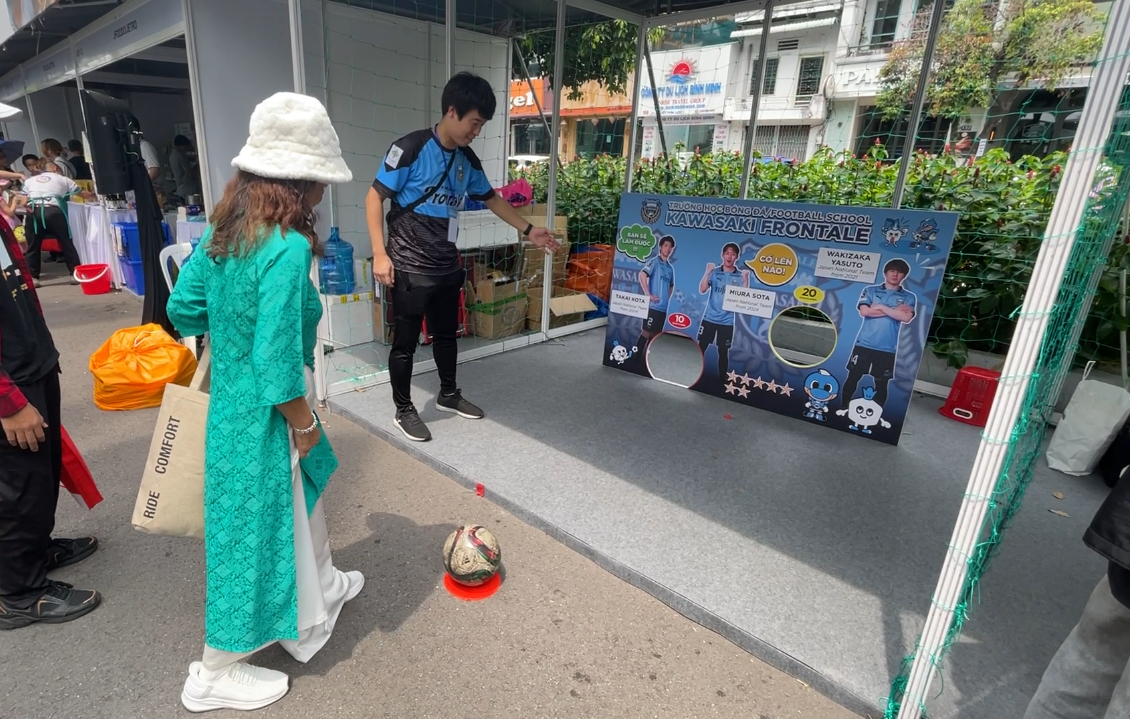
[74, 264, 112, 295]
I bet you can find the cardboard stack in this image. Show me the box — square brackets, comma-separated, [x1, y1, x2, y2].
[467, 262, 528, 340]
[516, 207, 595, 331]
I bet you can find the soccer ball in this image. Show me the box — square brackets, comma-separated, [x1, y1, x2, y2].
[442, 525, 502, 586]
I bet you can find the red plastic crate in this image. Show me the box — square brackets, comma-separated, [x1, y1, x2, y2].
[939, 366, 1001, 427]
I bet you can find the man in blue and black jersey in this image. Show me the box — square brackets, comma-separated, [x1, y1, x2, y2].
[632, 234, 676, 359]
[366, 72, 558, 442]
[697, 242, 749, 384]
[843, 258, 917, 408]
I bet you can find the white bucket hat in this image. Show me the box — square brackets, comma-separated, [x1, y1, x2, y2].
[232, 92, 352, 185]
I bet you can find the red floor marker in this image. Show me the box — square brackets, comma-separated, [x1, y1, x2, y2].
[443, 572, 502, 601]
[475, 483, 485, 497]
[723, 414, 733, 420]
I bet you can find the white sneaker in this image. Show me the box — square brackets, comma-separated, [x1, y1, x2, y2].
[344, 570, 365, 602]
[181, 661, 289, 713]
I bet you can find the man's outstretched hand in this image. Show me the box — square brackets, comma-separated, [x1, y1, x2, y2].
[527, 226, 561, 252]
[2, 403, 48, 452]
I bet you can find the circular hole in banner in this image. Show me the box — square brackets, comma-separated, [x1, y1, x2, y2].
[768, 306, 838, 368]
[646, 332, 705, 388]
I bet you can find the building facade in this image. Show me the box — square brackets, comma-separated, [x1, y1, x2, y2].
[508, 77, 634, 162]
[508, 0, 1108, 167]
[825, 0, 1112, 159]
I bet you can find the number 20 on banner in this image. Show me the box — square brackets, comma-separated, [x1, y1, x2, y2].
[794, 286, 825, 304]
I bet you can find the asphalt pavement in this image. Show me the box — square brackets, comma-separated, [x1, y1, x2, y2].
[0, 270, 860, 719]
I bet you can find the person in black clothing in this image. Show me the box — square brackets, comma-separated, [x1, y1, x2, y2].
[1023, 478, 1130, 717]
[365, 72, 558, 442]
[0, 220, 100, 630]
[66, 139, 92, 181]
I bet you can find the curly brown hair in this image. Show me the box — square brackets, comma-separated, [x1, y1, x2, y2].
[206, 170, 320, 259]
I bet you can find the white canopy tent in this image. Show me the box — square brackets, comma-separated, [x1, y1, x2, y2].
[0, 0, 1126, 717]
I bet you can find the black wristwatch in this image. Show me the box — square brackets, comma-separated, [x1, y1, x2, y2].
[522, 222, 533, 237]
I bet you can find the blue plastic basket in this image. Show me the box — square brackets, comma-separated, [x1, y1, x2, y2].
[120, 257, 145, 295]
[115, 222, 175, 261]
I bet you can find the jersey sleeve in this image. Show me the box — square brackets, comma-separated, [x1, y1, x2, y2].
[642, 256, 656, 276]
[903, 291, 918, 315]
[857, 286, 875, 307]
[374, 146, 409, 198]
[466, 167, 495, 201]
[461, 146, 496, 202]
[373, 130, 429, 199]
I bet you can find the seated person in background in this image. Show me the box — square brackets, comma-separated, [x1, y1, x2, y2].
[66, 140, 91, 181]
[40, 139, 75, 179]
[22, 162, 95, 283]
[20, 154, 40, 176]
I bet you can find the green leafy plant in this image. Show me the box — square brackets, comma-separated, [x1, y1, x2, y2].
[513, 144, 1126, 369]
[876, 0, 1104, 121]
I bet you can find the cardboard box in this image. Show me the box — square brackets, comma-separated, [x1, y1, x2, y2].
[519, 206, 568, 235]
[473, 271, 523, 305]
[468, 271, 527, 340]
[470, 294, 528, 339]
[354, 258, 374, 292]
[517, 207, 570, 288]
[526, 287, 597, 331]
[522, 240, 570, 289]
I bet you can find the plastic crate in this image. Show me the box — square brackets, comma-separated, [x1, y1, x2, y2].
[939, 366, 1001, 427]
[114, 222, 175, 261]
[119, 256, 145, 296]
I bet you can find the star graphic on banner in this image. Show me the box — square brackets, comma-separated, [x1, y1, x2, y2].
[737, 385, 751, 398]
[752, 376, 767, 390]
[778, 382, 794, 397]
[724, 383, 739, 395]
[726, 370, 740, 384]
[765, 379, 780, 394]
[739, 373, 753, 386]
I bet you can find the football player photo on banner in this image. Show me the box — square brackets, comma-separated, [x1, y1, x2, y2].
[603, 193, 958, 445]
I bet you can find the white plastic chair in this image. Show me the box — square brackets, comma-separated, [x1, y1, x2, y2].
[159, 242, 197, 354]
[159, 242, 194, 292]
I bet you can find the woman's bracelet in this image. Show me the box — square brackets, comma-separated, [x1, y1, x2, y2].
[293, 414, 320, 435]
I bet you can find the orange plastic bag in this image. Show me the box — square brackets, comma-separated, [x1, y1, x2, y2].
[564, 245, 615, 301]
[89, 324, 198, 411]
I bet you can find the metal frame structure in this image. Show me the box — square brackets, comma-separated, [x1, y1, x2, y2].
[892, 2, 1130, 715]
[4, 4, 1128, 717]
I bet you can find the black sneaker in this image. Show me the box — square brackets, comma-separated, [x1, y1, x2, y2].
[436, 390, 484, 420]
[394, 407, 432, 442]
[0, 580, 101, 630]
[47, 537, 99, 571]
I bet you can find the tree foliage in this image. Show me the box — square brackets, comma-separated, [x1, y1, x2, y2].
[517, 21, 664, 101]
[876, 0, 1104, 120]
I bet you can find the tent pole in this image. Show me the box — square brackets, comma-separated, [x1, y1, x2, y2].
[890, 0, 947, 209]
[739, 0, 774, 199]
[624, 22, 645, 192]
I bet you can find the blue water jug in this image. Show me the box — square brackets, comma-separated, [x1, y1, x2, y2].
[319, 227, 355, 295]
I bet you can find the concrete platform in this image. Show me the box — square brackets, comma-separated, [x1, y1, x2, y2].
[330, 328, 1111, 718]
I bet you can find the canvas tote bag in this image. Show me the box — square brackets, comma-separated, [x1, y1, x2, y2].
[132, 342, 211, 539]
